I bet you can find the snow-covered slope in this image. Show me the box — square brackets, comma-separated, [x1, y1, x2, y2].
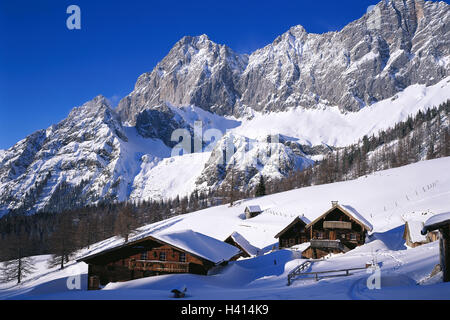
[1, 157, 449, 300]
[233, 77, 450, 147]
[120, 156, 450, 249]
[129, 152, 211, 200]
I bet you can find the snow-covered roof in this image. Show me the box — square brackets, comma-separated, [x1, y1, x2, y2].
[305, 204, 373, 232]
[226, 232, 260, 256]
[299, 215, 311, 225]
[422, 212, 450, 234]
[340, 205, 373, 232]
[274, 215, 311, 239]
[153, 229, 241, 264]
[246, 205, 262, 213]
[405, 220, 427, 244]
[79, 229, 241, 265]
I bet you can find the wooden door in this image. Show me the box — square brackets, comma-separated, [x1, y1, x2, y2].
[329, 231, 336, 240]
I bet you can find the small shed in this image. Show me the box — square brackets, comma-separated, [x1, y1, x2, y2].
[224, 232, 260, 258]
[403, 220, 429, 248]
[422, 212, 450, 282]
[245, 205, 263, 219]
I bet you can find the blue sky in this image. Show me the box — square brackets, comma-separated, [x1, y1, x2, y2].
[0, 0, 382, 149]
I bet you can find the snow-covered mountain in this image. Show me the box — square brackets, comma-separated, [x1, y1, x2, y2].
[0, 96, 172, 214]
[0, 0, 449, 215]
[117, 0, 449, 121]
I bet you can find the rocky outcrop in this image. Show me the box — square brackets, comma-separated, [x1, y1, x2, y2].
[0, 96, 131, 214]
[195, 133, 314, 190]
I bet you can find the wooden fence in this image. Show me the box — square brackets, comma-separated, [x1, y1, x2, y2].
[287, 263, 367, 286]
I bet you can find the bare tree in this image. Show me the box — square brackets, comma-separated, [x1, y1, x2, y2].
[47, 213, 78, 269]
[114, 204, 137, 242]
[1, 232, 35, 284]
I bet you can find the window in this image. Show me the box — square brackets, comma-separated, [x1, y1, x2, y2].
[179, 252, 186, 263]
[159, 251, 166, 261]
[317, 232, 324, 239]
[350, 234, 357, 241]
[140, 252, 148, 260]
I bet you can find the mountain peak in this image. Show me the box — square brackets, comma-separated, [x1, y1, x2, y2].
[118, 0, 448, 120]
[92, 94, 109, 105]
[288, 25, 307, 36]
[176, 34, 214, 48]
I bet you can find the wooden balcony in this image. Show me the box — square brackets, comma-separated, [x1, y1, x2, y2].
[129, 260, 189, 273]
[323, 221, 352, 229]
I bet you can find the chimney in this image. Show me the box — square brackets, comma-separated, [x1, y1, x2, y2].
[331, 201, 339, 207]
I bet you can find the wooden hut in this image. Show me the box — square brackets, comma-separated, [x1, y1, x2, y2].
[403, 220, 438, 248]
[274, 202, 373, 259]
[245, 205, 263, 219]
[224, 232, 260, 258]
[78, 229, 242, 290]
[275, 215, 311, 249]
[302, 202, 373, 258]
[422, 212, 450, 282]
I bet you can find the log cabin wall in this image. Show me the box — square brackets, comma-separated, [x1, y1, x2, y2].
[309, 207, 366, 250]
[278, 220, 309, 249]
[85, 239, 213, 290]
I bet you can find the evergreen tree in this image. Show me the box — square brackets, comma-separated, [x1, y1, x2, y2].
[255, 175, 266, 197]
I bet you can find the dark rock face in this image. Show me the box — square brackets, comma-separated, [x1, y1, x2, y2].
[135, 104, 188, 147]
[117, 0, 449, 121]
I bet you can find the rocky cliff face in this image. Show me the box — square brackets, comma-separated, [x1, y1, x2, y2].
[0, 0, 449, 215]
[0, 96, 171, 215]
[117, 34, 248, 123]
[195, 133, 315, 190]
[117, 0, 449, 122]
